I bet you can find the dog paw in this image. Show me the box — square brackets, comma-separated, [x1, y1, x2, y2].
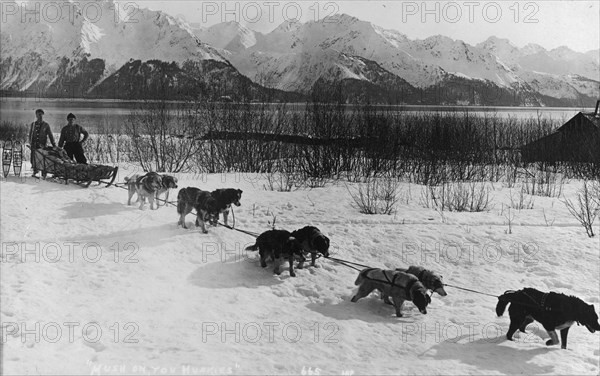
[396, 313, 403, 318]
[545, 339, 558, 346]
[290, 272, 296, 277]
[350, 296, 357, 302]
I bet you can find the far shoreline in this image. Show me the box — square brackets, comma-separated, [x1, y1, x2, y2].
[0, 96, 594, 111]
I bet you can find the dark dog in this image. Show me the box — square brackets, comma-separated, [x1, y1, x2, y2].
[156, 175, 178, 207]
[496, 288, 600, 349]
[351, 268, 430, 317]
[210, 188, 243, 226]
[125, 172, 163, 210]
[290, 226, 330, 268]
[245, 230, 304, 277]
[177, 187, 222, 233]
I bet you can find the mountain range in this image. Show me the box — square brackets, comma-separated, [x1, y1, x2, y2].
[1, 0, 598, 106]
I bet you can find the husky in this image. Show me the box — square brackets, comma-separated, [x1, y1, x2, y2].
[290, 226, 330, 268]
[155, 175, 178, 207]
[351, 268, 430, 317]
[177, 187, 222, 233]
[210, 188, 243, 226]
[125, 172, 163, 210]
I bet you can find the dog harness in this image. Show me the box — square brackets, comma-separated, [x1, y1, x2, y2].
[540, 293, 549, 310]
[522, 290, 552, 311]
[404, 278, 417, 300]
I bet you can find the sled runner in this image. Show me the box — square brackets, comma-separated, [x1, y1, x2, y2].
[29, 146, 118, 187]
[2, 140, 12, 178]
[12, 141, 23, 177]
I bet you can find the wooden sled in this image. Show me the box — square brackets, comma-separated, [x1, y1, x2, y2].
[29, 146, 118, 187]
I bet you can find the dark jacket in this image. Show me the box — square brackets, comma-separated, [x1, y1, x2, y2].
[29, 121, 56, 149]
[58, 123, 89, 147]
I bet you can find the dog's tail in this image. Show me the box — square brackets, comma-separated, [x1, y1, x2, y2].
[496, 290, 517, 317]
[176, 188, 188, 215]
[354, 267, 377, 286]
[245, 243, 258, 252]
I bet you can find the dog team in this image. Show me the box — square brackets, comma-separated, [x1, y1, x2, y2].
[124, 172, 600, 350]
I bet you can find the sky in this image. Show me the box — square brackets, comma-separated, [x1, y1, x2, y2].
[134, 0, 600, 53]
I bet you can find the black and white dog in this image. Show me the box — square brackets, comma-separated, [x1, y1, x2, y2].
[210, 189, 242, 226]
[290, 226, 330, 268]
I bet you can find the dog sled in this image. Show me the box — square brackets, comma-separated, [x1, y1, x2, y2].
[29, 146, 118, 187]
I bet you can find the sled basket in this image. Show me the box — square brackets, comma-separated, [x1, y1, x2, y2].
[30, 146, 118, 187]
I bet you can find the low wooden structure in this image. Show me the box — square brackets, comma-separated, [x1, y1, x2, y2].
[521, 100, 600, 163]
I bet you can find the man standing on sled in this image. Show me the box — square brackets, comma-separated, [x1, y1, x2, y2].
[28, 108, 56, 177]
[58, 113, 89, 164]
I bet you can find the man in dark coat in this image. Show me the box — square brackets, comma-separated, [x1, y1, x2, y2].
[28, 109, 56, 176]
[58, 113, 89, 164]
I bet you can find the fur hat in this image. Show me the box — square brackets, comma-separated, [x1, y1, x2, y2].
[35, 109, 44, 115]
[67, 113, 76, 119]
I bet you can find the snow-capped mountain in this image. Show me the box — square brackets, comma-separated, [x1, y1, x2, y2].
[193, 22, 260, 53]
[203, 14, 598, 105]
[0, 0, 294, 100]
[219, 14, 522, 90]
[477, 37, 600, 81]
[2, 3, 598, 105]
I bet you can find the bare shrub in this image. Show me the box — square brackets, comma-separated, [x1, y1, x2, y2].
[502, 204, 515, 234]
[262, 159, 304, 192]
[124, 100, 205, 172]
[592, 180, 600, 207]
[563, 180, 600, 237]
[347, 174, 400, 215]
[522, 167, 566, 197]
[420, 181, 493, 212]
[509, 186, 535, 210]
[0, 121, 29, 142]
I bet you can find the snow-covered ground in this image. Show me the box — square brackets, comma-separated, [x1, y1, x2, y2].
[1, 164, 599, 375]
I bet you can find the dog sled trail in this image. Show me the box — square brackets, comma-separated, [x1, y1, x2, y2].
[1, 172, 599, 375]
